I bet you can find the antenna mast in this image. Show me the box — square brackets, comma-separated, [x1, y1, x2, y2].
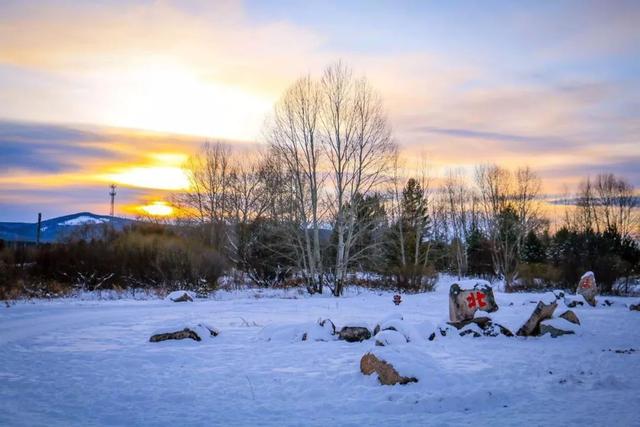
[109, 184, 117, 216]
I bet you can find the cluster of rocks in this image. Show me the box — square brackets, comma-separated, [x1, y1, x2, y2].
[516, 297, 579, 338]
[155, 273, 629, 387]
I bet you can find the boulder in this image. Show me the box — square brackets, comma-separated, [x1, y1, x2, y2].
[448, 281, 498, 323]
[630, 303, 640, 311]
[517, 301, 558, 337]
[360, 353, 417, 385]
[577, 271, 598, 307]
[372, 318, 423, 343]
[165, 290, 195, 302]
[149, 323, 219, 343]
[428, 324, 453, 341]
[559, 310, 580, 325]
[374, 329, 408, 346]
[338, 326, 371, 342]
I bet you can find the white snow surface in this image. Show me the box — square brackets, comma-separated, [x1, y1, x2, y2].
[59, 215, 108, 226]
[1, 278, 639, 426]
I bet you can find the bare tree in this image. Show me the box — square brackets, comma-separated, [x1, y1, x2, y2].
[320, 62, 395, 295]
[594, 173, 637, 237]
[442, 170, 470, 279]
[174, 141, 234, 251]
[266, 75, 325, 293]
[475, 164, 541, 289]
[265, 62, 396, 295]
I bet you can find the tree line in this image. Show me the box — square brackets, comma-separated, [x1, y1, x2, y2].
[167, 62, 639, 296]
[1, 62, 638, 299]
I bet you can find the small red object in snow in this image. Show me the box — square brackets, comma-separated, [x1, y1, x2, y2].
[393, 294, 402, 306]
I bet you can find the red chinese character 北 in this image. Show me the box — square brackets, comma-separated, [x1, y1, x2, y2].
[466, 291, 487, 309]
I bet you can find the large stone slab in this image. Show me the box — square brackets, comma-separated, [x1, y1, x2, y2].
[577, 271, 598, 307]
[448, 281, 498, 322]
[517, 301, 558, 337]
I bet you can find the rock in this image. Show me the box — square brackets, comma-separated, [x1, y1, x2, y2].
[448, 317, 514, 338]
[559, 310, 580, 325]
[374, 329, 408, 346]
[517, 301, 558, 337]
[428, 324, 452, 341]
[149, 323, 218, 343]
[302, 319, 336, 342]
[338, 326, 371, 342]
[372, 318, 423, 343]
[602, 299, 614, 306]
[373, 313, 403, 335]
[448, 281, 498, 323]
[577, 271, 598, 307]
[165, 290, 195, 302]
[360, 353, 417, 385]
[630, 303, 640, 311]
[565, 298, 584, 308]
[539, 323, 575, 338]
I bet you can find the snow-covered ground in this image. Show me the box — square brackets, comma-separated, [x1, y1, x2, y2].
[1, 278, 639, 426]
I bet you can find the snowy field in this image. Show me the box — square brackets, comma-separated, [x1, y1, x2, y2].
[1, 278, 639, 426]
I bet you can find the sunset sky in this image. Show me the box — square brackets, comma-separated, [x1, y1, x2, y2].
[1, 0, 639, 222]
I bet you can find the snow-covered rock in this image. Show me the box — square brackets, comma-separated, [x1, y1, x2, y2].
[577, 271, 598, 307]
[374, 329, 408, 346]
[517, 300, 558, 337]
[372, 312, 403, 334]
[558, 309, 580, 325]
[304, 319, 336, 341]
[149, 323, 219, 342]
[448, 281, 498, 322]
[259, 319, 337, 343]
[539, 317, 577, 338]
[165, 290, 196, 302]
[361, 346, 436, 385]
[381, 318, 425, 343]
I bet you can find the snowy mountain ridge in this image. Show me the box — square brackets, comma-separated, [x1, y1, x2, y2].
[0, 212, 136, 243]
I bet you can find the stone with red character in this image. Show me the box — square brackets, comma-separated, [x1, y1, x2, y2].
[576, 271, 598, 307]
[448, 280, 498, 323]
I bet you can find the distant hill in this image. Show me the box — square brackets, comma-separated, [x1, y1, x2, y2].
[0, 212, 138, 243]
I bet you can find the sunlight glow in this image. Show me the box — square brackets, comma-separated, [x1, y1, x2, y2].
[103, 166, 190, 190]
[139, 201, 174, 216]
[99, 61, 272, 140]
